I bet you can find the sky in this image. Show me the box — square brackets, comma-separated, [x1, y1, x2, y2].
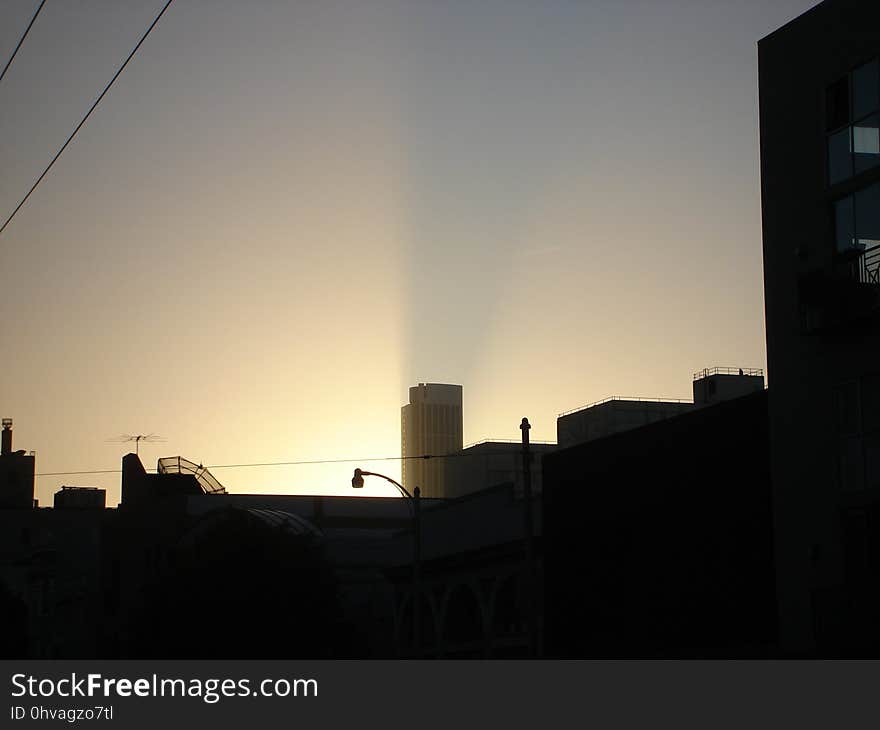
[0, 0, 818, 506]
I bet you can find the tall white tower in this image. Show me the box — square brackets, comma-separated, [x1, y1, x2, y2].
[401, 383, 463, 498]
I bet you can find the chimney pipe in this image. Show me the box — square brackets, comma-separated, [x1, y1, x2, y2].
[1, 418, 12, 456]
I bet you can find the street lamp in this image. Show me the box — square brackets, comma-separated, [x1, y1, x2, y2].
[351, 468, 422, 656]
[351, 468, 414, 499]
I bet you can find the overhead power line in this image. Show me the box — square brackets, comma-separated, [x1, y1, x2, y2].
[35, 453, 442, 476]
[33, 447, 552, 478]
[208, 454, 438, 470]
[0, 0, 46, 86]
[0, 0, 175, 238]
[37, 469, 122, 477]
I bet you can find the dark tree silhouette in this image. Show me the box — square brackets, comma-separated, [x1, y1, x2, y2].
[131, 508, 357, 658]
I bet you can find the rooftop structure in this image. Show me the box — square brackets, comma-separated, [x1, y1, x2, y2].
[557, 368, 764, 449]
[53, 487, 106, 510]
[692, 367, 765, 407]
[0, 418, 35, 509]
[443, 440, 556, 500]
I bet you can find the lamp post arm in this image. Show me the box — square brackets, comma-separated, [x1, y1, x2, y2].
[360, 470, 413, 499]
[352, 467, 421, 655]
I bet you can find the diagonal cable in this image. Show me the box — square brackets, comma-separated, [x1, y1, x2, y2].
[0, 0, 174, 238]
[0, 0, 47, 86]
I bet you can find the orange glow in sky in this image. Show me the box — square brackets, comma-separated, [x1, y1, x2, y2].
[0, 0, 817, 506]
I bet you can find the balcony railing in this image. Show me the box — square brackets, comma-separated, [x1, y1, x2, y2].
[856, 245, 880, 284]
[798, 244, 880, 333]
[839, 243, 880, 285]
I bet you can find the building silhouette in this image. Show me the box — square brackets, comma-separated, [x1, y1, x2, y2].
[0, 419, 35, 509]
[691, 367, 765, 407]
[544, 389, 775, 657]
[442, 440, 556, 500]
[119, 449, 546, 658]
[0, 431, 543, 658]
[401, 383, 463, 498]
[53, 487, 106, 510]
[557, 398, 693, 449]
[0, 422, 111, 658]
[759, 0, 880, 656]
[544, 370, 772, 657]
[556, 368, 763, 449]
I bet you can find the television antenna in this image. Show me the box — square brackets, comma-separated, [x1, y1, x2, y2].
[106, 433, 166, 455]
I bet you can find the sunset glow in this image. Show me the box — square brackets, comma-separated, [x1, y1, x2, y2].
[0, 0, 817, 506]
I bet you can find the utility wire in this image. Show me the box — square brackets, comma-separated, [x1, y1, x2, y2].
[0, 0, 46, 86]
[0, 0, 174, 238]
[37, 469, 122, 477]
[35, 453, 443, 476]
[208, 454, 439, 470]
[33, 447, 552, 477]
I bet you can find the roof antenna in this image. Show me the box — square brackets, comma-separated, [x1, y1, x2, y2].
[106, 433, 166, 456]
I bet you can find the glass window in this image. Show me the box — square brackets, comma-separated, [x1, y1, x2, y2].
[853, 59, 880, 120]
[853, 113, 880, 174]
[828, 127, 852, 184]
[826, 59, 880, 184]
[835, 195, 855, 252]
[855, 183, 880, 248]
[827, 75, 850, 131]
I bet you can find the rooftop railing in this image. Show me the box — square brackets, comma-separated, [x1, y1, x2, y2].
[558, 396, 693, 418]
[461, 438, 557, 449]
[692, 367, 764, 381]
[157, 455, 226, 494]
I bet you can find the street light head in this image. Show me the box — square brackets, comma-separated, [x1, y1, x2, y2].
[351, 468, 365, 489]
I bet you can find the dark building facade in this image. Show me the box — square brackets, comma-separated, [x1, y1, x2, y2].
[543, 390, 776, 657]
[2, 445, 541, 659]
[759, 0, 880, 655]
[557, 397, 694, 450]
[0, 419, 35, 509]
[443, 440, 556, 500]
[556, 369, 763, 450]
[0, 504, 111, 658]
[54, 487, 106, 510]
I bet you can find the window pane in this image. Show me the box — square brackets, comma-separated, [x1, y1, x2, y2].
[835, 195, 855, 252]
[853, 113, 880, 174]
[855, 183, 880, 248]
[828, 127, 852, 184]
[853, 59, 880, 120]
[827, 76, 850, 130]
